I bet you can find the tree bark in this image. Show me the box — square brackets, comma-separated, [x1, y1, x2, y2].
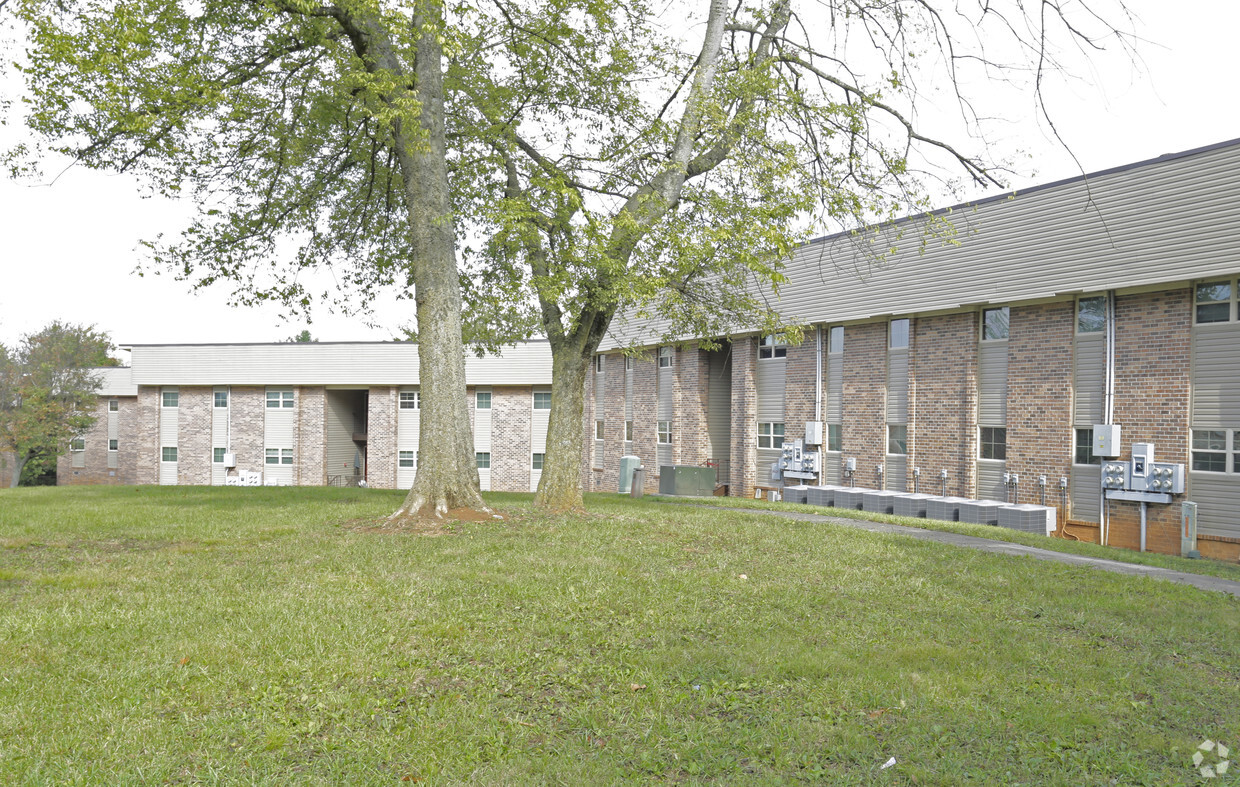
[10, 455, 26, 488]
[536, 339, 593, 512]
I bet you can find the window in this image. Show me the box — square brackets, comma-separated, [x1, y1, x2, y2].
[658, 346, 673, 368]
[161, 446, 178, 463]
[759, 334, 787, 359]
[828, 326, 843, 354]
[1191, 429, 1228, 472]
[982, 307, 1009, 341]
[979, 427, 1007, 460]
[475, 391, 491, 410]
[109, 439, 119, 452]
[213, 447, 225, 463]
[657, 421, 672, 444]
[595, 420, 604, 440]
[476, 452, 490, 469]
[1077, 296, 1106, 333]
[595, 355, 605, 373]
[533, 392, 552, 409]
[108, 399, 119, 412]
[889, 319, 909, 349]
[1195, 280, 1234, 324]
[398, 451, 415, 468]
[266, 389, 294, 408]
[70, 438, 85, 452]
[827, 423, 842, 452]
[265, 448, 293, 465]
[757, 422, 784, 449]
[162, 390, 179, 408]
[1074, 428, 1100, 465]
[214, 391, 229, 408]
[625, 420, 633, 441]
[887, 425, 907, 455]
[399, 390, 420, 410]
[625, 356, 634, 371]
[532, 453, 545, 470]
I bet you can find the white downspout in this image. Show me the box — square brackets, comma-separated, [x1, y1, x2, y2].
[1101, 290, 1117, 546]
[815, 326, 823, 485]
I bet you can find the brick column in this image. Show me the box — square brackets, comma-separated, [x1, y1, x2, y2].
[602, 354, 627, 491]
[730, 335, 757, 497]
[841, 321, 887, 489]
[909, 313, 977, 498]
[674, 343, 710, 466]
[367, 386, 397, 489]
[1006, 303, 1074, 508]
[297, 386, 327, 486]
[230, 386, 266, 479]
[784, 337, 818, 443]
[492, 386, 531, 492]
[630, 352, 659, 481]
[177, 386, 212, 485]
[134, 386, 160, 485]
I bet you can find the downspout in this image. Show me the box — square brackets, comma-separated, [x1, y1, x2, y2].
[1101, 290, 1117, 546]
[815, 327, 823, 485]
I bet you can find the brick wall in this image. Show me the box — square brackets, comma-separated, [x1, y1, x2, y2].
[630, 352, 659, 483]
[1108, 288, 1192, 554]
[56, 399, 115, 485]
[367, 386, 397, 489]
[230, 387, 266, 479]
[908, 313, 978, 498]
[675, 343, 710, 466]
[729, 335, 757, 497]
[492, 386, 531, 492]
[783, 336, 818, 445]
[840, 321, 887, 489]
[601, 354, 627, 491]
[178, 387, 212, 485]
[1006, 303, 1074, 508]
[134, 386, 160, 485]
[298, 386, 327, 486]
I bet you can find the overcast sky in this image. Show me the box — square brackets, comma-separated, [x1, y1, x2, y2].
[1, 1, 1238, 355]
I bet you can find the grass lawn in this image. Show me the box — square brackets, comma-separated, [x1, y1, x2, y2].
[0, 486, 1237, 785]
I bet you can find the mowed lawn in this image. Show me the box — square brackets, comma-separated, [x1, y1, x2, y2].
[0, 487, 1237, 785]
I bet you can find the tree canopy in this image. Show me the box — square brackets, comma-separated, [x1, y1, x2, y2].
[0, 321, 116, 487]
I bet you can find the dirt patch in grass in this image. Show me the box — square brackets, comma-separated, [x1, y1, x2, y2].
[344, 507, 505, 536]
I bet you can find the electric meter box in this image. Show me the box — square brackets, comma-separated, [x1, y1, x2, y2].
[1093, 424, 1121, 458]
[804, 422, 824, 446]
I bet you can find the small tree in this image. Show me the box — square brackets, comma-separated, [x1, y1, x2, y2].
[0, 322, 116, 487]
[285, 330, 317, 343]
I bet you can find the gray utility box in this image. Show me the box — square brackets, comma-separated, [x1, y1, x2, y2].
[893, 493, 936, 518]
[783, 485, 810, 505]
[862, 490, 905, 514]
[997, 504, 1057, 536]
[619, 455, 641, 494]
[658, 465, 717, 497]
[834, 488, 867, 510]
[925, 496, 971, 522]
[805, 486, 836, 507]
[959, 499, 1005, 525]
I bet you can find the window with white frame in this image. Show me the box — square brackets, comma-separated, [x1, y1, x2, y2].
[982, 307, 1009, 341]
[595, 420, 604, 440]
[475, 390, 491, 409]
[1195, 279, 1236, 323]
[265, 448, 293, 465]
[399, 390, 420, 409]
[979, 427, 1007, 460]
[476, 452, 490, 469]
[889, 319, 909, 349]
[828, 325, 843, 354]
[758, 334, 787, 359]
[109, 439, 118, 452]
[161, 446, 178, 462]
[1074, 428, 1100, 465]
[398, 451, 415, 468]
[757, 422, 784, 449]
[625, 420, 633, 441]
[108, 399, 119, 412]
[657, 421, 672, 444]
[625, 356, 634, 371]
[214, 391, 229, 408]
[532, 453, 545, 470]
[266, 389, 294, 408]
[213, 447, 225, 463]
[658, 346, 673, 368]
[1077, 296, 1106, 333]
[1191, 429, 1239, 473]
[533, 391, 552, 410]
[70, 438, 85, 452]
[827, 423, 842, 452]
[595, 355, 605, 373]
[162, 390, 179, 408]
[887, 425, 907, 455]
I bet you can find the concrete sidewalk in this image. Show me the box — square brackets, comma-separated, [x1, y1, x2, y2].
[706, 505, 1240, 599]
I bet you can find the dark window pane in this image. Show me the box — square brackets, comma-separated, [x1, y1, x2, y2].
[1077, 297, 1105, 333]
[1197, 302, 1231, 323]
[1192, 452, 1227, 472]
[889, 319, 909, 349]
[828, 424, 841, 452]
[1193, 430, 1227, 450]
[983, 308, 1009, 340]
[1075, 428, 1098, 465]
[888, 425, 907, 454]
[1196, 281, 1231, 303]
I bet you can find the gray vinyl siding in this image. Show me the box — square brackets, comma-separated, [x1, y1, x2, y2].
[264, 388, 295, 485]
[657, 356, 674, 470]
[326, 393, 359, 485]
[601, 140, 1240, 349]
[107, 405, 119, 470]
[531, 388, 550, 492]
[1192, 475, 1240, 539]
[1070, 466, 1101, 523]
[977, 341, 1008, 425]
[1192, 324, 1240, 424]
[475, 388, 492, 491]
[159, 387, 178, 486]
[886, 347, 908, 423]
[706, 350, 731, 464]
[758, 449, 782, 484]
[977, 459, 1007, 501]
[756, 356, 786, 423]
[885, 455, 907, 492]
[128, 341, 553, 386]
[593, 362, 606, 468]
[1073, 333, 1106, 425]
[95, 366, 138, 396]
[822, 454, 841, 484]
[211, 386, 229, 485]
[826, 356, 842, 422]
[397, 386, 420, 489]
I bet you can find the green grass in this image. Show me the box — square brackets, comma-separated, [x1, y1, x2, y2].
[668, 494, 1240, 583]
[1, 486, 1237, 785]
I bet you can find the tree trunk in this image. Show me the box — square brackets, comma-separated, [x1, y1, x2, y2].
[535, 339, 594, 512]
[10, 454, 26, 488]
[382, 3, 487, 519]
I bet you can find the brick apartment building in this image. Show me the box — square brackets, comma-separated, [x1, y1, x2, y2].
[58, 341, 554, 493]
[584, 139, 1240, 561]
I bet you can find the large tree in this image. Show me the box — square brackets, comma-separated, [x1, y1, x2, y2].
[0, 322, 115, 487]
[5, 0, 484, 517]
[450, 0, 1136, 511]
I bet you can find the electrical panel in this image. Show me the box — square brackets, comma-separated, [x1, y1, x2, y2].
[804, 422, 824, 446]
[1101, 442, 1185, 496]
[844, 457, 857, 472]
[778, 439, 820, 480]
[1093, 424, 1121, 458]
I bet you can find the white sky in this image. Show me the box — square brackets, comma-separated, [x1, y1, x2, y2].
[1, 1, 1238, 354]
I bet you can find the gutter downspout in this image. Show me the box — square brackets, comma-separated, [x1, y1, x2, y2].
[1101, 290, 1117, 546]
[815, 327, 823, 485]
